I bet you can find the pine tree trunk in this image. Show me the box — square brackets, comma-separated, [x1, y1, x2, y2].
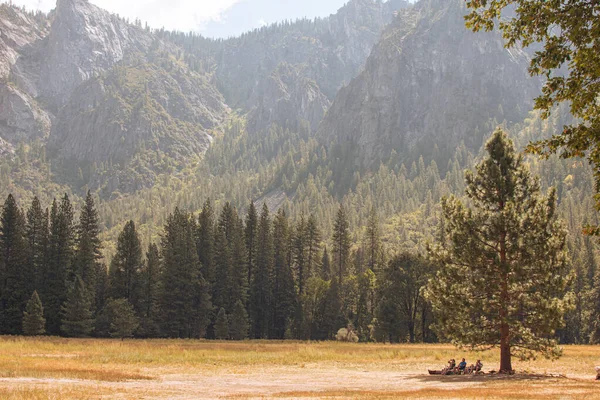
[499, 226, 512, 373]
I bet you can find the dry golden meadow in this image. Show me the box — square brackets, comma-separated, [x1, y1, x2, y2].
[0, 337, 599, 399]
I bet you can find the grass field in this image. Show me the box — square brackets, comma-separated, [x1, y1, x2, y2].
[0, 337, 599, 399]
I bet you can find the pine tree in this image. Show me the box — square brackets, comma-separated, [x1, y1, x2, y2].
[355, 269, 376, 342]
[61, 276, 94, 337]
[365, 206, 383, 274]
[293, 214, 308, 295]
[45, 195, 75, 335]
[250, 204, 273, 339]
[230, 215, 249, 309]
[426, 129, 571, 372]
[25, 197, 48, 298]
[160, 208, 211, 338]
[245, 202, 259, 285]
[271, 209, 297, 339]
[305, 214, 322, 280]
[74, 192, 102, 312]
[138, 243, 161, 337]
[106, 298, 139, 339]
[109, 221, 142, 310]
[197, 199, 216, 292]
[590, 268, 600, 344]
[229, 299, 249, 340]
[0, 194, 28, 334]
[23, 290, 46, 336]
[332, 205, 351, 283]
[320, 246, 331, 281]
[215, 307, 229, 340]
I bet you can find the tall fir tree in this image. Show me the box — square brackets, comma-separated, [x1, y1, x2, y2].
[108, 221, 142, 311]
[250, 204, 273, 339]
[197, 199, 216, 292]
[272, 208, 297, 339]
[23, 290, 46, 336]
[245, 202, 259, 285]
[45, 195, 75, 335]
[332, 205, 351, 283]
[138, 243, 162, 337]
[365, 206, 383, 274]
[25, 197, 48, 297]
[426, 129, 571, 372]
[321, 246, 331, 281]
[229, 299, 249, 340]
[61, 276, 94, 337]
[293, 214, 308, 295]
[74, 191, 102, 313]
[305, 214, 322, 281]
[215, 307, 229, 340]
[160, 208, 211, 338]
[0, 194, 28, 334]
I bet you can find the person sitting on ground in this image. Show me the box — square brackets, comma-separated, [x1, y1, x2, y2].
[475, 360, 483, 373]
[457, 358, 467, 374]
[442, 359, 456, 375]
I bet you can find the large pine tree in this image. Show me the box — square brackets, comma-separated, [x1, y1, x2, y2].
[25, 197, 48, 298]
[245, 202, 259, 285]
[45, 195, 75, 335]
[332, 205, 351, 283]
[250, 204, 273, 339]
[61, 276, 94, 337]
[272, 209, 296, 339]
[197, 199, 216, 293]
[426, 129, 571, 372]
[74, 192, 102, 312]
[0, 194, 28, 334]
[138, 243, 162, 337]
[160, 208, 211, 338]
[108, 221, 142, 310]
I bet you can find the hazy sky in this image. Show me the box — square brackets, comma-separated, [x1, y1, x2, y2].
[7, 0, 350, 38]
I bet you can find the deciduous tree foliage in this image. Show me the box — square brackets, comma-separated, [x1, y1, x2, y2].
[465, 0, 600, 232]
[426, 130, 571, 372]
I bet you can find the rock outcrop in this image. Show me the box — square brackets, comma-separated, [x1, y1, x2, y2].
[317, 0, 541, 170]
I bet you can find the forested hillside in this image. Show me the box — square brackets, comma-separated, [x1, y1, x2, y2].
[1, 0, 599, 344]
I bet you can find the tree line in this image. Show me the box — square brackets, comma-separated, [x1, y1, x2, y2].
[0, 190, 433, 341]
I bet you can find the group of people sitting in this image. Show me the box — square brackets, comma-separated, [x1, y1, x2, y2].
[441, 358, 483, 375]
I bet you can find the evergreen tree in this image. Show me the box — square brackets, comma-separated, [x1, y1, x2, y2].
[61, 276, 94, 337]
[23, 290, 45, 336]
[138, 243, 161, 337]
[355, 269, 376, 342]
[0, 194, 28, 334]
[245, 202, 259, 285]
[426, 130, 571, 372]
[74, 192, 102, 312]
[590, 268, 600, 344]
[305, 214, 322, 280]
[45, 195, 75, 335]
[272, 209, 296, 339]
[293, 214, 308, 295]
[197, 199, 216, 291]
[106, 298, 139, 339]
[365, 206, 383, 274]
[215, 307, 229, 340]
[250, 204, 273, 338]
[109, 221, 142, 310]
[319, 278, 344, 340]
[230, 215, 249, 309]
[160, 208, 211, 338]
[25, 197, 48, 297]
[320, 246, 331, 281]
[229, 299, 249, 340]
[332, 205, 351, 283]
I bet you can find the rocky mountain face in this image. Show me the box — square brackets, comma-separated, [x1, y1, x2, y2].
[1, 0, 228, 194]
[317, 0, 541, 171]
[171, 0, 410, 134]
[1, 0, 544, 200]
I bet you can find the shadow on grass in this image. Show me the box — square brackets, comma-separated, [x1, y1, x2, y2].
[411, 373, 566, 384]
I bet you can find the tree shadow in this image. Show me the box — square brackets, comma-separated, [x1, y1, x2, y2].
[412, 373, 565, 384]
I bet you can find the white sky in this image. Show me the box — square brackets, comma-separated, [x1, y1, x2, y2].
[5, 0, 351, 38]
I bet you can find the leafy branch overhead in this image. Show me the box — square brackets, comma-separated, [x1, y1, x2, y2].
[465, 0, 600, 232]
